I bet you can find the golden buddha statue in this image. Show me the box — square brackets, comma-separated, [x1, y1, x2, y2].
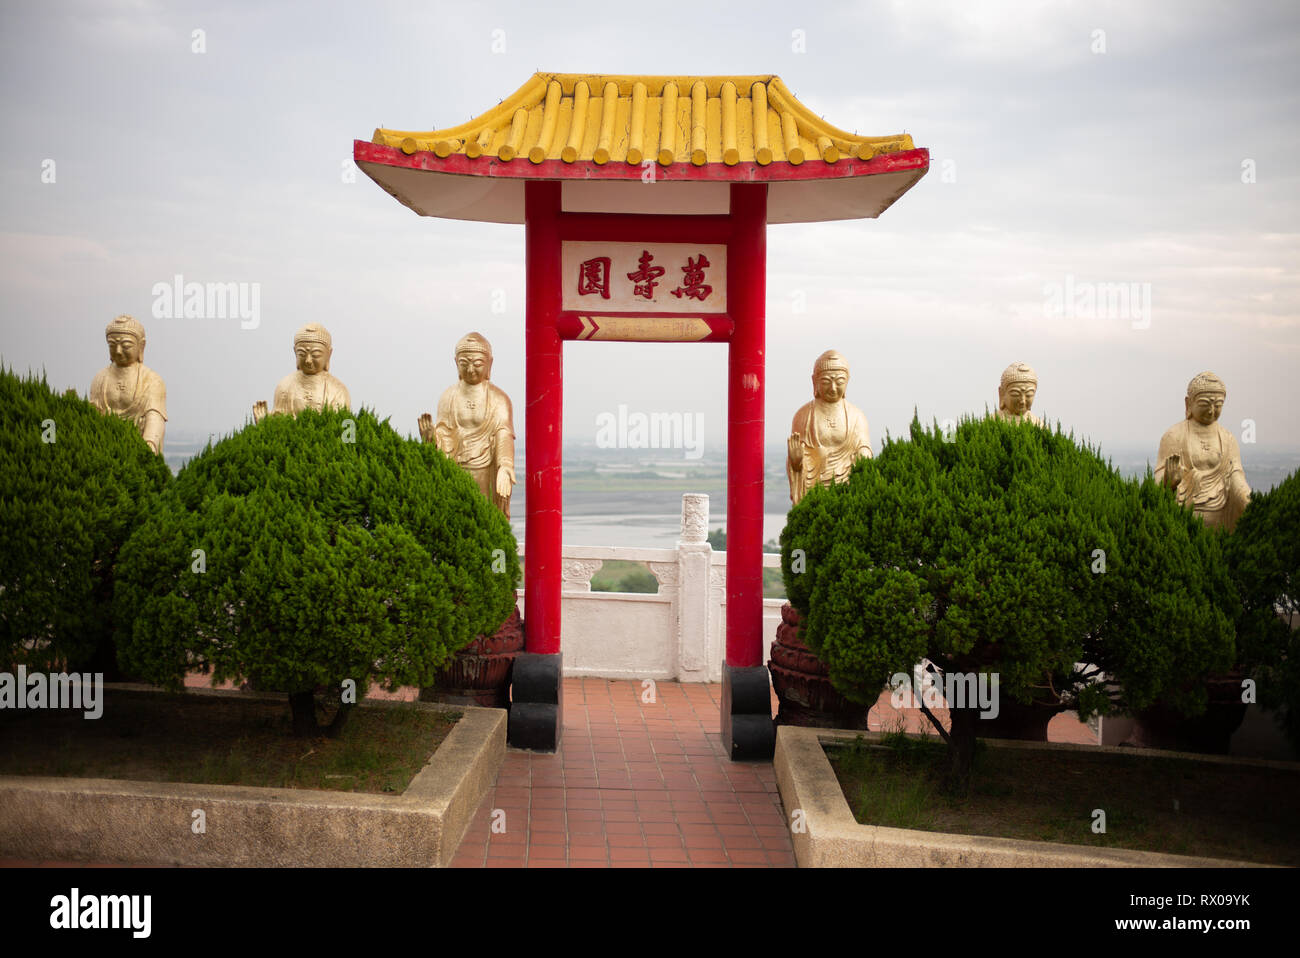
[253, 323, 351, 423]
[1155, 371, 1251, 531]
[996, 362, 1043, 425]
[787, 349, 873, 505]
[88, 315, 167, 455]
[419, 332, 516, 517]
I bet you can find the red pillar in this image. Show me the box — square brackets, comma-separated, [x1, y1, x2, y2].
[524, 181, 563, 655]
[726, 183, 767, 668]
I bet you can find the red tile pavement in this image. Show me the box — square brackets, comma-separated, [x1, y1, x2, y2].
[3, 676, 1101, 868]
[450, 678, 795, 869]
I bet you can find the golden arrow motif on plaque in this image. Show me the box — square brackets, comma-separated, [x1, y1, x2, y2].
[576, 315, 713, 342]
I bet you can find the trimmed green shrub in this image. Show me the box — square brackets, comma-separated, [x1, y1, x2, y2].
[782, 414, 1236, 790]
[113, 407, 520, 736]
[0, 367, 172, 674]
[1228, 468, 1299, 750]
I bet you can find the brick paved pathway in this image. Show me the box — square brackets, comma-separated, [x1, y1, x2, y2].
[451, 678, 793, 868]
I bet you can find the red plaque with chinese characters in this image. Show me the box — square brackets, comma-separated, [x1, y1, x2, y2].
[563, 241, 725, 307]
[558, 241, 730, 342]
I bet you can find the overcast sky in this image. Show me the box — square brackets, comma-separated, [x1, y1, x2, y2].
[2, 0, 1297, 466]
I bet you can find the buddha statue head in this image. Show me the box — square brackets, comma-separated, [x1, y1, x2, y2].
[812, 349, 851, 403]
[455, 332, 493, 385]
[1184, 371, 1227, 426]
[293, 323, 334, 376]
[105, 314, 146, 368]
[998, 362, 1038, 420]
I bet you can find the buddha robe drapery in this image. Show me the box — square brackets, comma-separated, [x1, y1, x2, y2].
[435, 381, 516, 518]
[1154, 419, 1251, 530]
[271, 371, 351, 417]
[788, 398, 872, 505]
[88, 363, 168, 455]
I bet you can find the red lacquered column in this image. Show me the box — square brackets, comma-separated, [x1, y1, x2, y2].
[524, 181, 563, 655]
[726, 183, 768, 668]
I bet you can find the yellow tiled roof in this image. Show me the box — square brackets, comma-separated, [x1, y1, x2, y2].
[372, 73, 915, 168]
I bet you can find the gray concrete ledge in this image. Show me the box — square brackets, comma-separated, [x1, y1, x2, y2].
[0, 694, 505, 867]
[775, 726, 1275, 868]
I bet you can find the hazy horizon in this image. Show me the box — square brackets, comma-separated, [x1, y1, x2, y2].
[3, 1, 1297, 461]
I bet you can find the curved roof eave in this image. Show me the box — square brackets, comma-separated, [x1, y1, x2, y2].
[354, 139, 929, 226]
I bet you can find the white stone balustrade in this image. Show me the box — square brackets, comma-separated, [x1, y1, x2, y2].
[513, 494, 784, 682]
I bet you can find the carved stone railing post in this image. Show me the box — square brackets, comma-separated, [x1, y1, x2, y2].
[676, 493, 712, 681]
[562, 558, 604, 592]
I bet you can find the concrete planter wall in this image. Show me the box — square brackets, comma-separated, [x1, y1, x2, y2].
[0, 696, 505, 867]
[774, 726, 1278, 868]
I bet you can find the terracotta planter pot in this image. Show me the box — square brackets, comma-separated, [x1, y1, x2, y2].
[768, 602, 870, 730]
[420, 608, 525, 709]
[1129, 670, 1249, 754]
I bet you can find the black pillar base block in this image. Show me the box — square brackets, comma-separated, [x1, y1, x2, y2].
[722, 662, 775, 761]
[512, 652, 562, 703]
[508, 702, 560, 751]
[728, 714, 777, 760]
[508, 652, 562, 751]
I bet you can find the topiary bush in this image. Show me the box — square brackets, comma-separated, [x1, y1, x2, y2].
[113, 406, 520, 736]
[0, 367, 172, 675]
[1228, 468, 1300, 751]
[781, 414, 1237, 790]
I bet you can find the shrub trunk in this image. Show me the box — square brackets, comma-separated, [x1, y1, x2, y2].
[946, 707, 979, 795]
[288, 691, 352, 738]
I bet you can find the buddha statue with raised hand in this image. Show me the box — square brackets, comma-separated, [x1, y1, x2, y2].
[253, 323, 351, 423]
[1155, 371, 1251, 531]
[787, 349, 873, 505]
[419, 332, 516, 518]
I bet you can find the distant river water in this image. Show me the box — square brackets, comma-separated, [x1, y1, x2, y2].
[509, 511, 791, 551]
[506, 480, 798, 550]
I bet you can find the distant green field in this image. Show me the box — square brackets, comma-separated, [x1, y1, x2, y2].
[589, 558, 787, 598]
[590, 559, 659, 594]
